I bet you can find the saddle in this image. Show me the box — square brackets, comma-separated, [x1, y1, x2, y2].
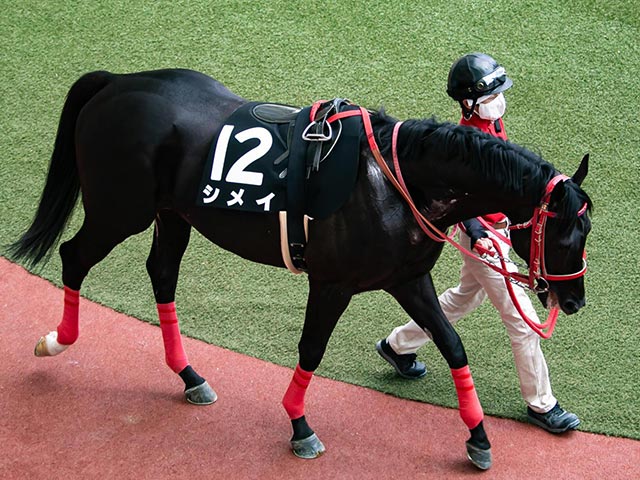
[197, 99, 363, 272]
[253, 98, 353, 177]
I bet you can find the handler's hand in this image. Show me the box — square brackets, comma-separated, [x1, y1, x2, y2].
[474, 237, 495, 256]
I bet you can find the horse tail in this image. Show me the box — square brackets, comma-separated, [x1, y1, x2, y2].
[8, 71, 113, 267]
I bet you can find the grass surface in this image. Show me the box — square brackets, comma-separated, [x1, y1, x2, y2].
[1, 1, 639, 439]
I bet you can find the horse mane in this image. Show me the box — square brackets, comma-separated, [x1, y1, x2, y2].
[369, 108, 592, 228]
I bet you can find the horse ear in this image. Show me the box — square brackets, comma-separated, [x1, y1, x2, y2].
[550, 177, 567, 203]
[572, 154, 589, 186]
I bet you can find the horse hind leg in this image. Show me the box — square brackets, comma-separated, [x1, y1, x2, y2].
[34, 221, 133, 357]
[33, 286, 80, 356]
[146, 210, 216, 405]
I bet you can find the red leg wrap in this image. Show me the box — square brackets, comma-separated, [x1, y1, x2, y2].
[282, 364, 314, 419]
[157, 302, 189, 373]
[451, 365, 484, 430]
[56, 287, 80, 345]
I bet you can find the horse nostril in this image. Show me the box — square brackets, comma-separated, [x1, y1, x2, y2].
[562, 298, 584, 314]
[563, 301, 577, 314]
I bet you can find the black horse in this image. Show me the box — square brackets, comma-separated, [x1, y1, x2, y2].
[10, 69, 592, 471]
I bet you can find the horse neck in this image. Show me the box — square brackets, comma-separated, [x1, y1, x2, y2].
[404, 131, 554, 226]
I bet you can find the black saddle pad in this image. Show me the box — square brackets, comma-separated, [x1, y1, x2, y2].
[196, 101, 362, 219]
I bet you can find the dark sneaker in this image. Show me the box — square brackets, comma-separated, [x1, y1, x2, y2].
[376, 339, 426, 379]
[527, 403, 580, 433]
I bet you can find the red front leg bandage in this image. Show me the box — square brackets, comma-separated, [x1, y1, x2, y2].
[451, 365, 484, 429]
[56, 287, 80, 345]
[157, 302, 189, 373]
[282, 364, 314, 419]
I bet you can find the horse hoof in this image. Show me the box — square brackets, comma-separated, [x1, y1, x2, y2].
[34, 331, 69, 357]
[185, 381, 217, 405]
[291, 433, 326, 459]
[466, 441, 492, 470]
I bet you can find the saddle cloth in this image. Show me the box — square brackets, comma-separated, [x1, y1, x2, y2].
[196, 100, 362, 219]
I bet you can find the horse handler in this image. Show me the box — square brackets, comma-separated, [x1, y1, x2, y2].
[376, 52, 580, 434]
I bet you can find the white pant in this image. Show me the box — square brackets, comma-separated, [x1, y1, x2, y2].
[388, 230, 557, 413]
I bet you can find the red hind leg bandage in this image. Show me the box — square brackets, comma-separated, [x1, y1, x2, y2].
[56, 286, 80, 345]
[282, 364, 314, 419]
[451, 365, 484, 430]
[157, 302, 189, 373]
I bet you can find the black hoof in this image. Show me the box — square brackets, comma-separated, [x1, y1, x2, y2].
[291, 433, 326, 459]
[185, 380, 217, 405]
[466, 441, 492, 470]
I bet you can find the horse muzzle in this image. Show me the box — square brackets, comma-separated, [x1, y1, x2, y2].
[560, 296, 585, 315]
[541, 289, 585, 315]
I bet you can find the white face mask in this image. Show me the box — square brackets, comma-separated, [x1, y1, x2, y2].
[477, 93, 506, 121]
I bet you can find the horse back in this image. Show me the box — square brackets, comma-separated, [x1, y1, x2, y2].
[70, 70, 442, 281]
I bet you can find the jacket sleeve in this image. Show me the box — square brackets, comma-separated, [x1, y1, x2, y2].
[462, 218, 488, 248]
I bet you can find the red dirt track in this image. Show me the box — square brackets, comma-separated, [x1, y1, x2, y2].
[1, 258, 638, 479]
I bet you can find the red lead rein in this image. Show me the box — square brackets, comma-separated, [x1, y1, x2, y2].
[483, 238, 559, 339]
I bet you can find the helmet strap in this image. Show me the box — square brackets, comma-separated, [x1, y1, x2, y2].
[460, 99, 477, 120]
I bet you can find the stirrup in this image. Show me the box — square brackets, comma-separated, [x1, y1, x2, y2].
[302, 120, 332, 141]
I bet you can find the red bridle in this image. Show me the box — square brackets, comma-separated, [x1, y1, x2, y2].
[508, 175, 588, 288]
[474, 175, 588, 338]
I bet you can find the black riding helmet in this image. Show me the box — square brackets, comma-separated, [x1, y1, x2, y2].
[447, 53, 513, 119]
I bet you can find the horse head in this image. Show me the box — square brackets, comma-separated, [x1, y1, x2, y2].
[509, 154, 592, 315]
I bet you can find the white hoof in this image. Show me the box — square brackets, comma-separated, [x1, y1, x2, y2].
[34, 331, 70, 357]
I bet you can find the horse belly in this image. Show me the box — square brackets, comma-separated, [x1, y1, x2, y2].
[186, 209, 286, 268]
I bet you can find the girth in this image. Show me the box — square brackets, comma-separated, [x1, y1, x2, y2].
[281, 98, 354, 272]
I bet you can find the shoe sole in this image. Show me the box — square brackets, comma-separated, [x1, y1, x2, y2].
[527, 415, 580, 433]
[375, 341, 426, 380]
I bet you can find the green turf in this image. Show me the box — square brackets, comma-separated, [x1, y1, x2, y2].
[1, 1, 638, 440]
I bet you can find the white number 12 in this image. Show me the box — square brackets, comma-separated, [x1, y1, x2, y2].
[209, 125, 273, 186]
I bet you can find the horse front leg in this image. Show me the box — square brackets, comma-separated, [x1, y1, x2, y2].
[146, 211, 216, 405]
[387, 273, 492, 470]
[282, 277, 352, 459]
